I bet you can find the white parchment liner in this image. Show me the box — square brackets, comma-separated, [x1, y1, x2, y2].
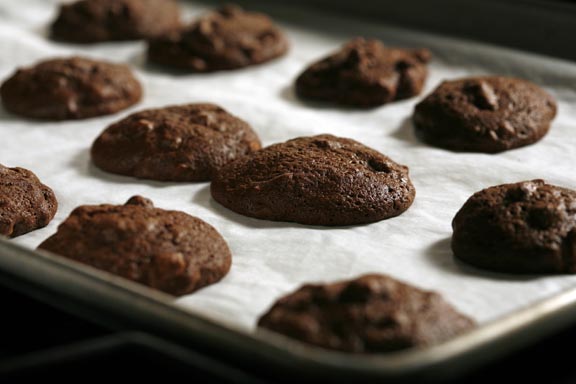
[3, 0, 576, 332]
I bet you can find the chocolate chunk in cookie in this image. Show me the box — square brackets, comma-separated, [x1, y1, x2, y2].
[258, 274, 476, 353]
[1, 57, 142, 120]
[452, 180, 576, 273]
[413, 76, 557, 153]
[0, 164, 57, 238]
[295, 38, 431, 107]
[51, 0, 181, 43]
[211, 134, 415, 226]
[38, 196, 231, 296]
[147, 5, 289, 72]
[91, 103, 262, 182]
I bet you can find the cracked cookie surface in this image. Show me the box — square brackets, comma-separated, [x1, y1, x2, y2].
[51, 0, 181, 43]
[147, 5, 288, 72]
[452, 180, 576, 273]
[295, 38, 430, 107]
[258, 274, 476, 353]
[38, 196, 231, 295]
[91, 103, 261, 181]
[0, 164, 57, 238]
[0, 57, 142, 120]
[211, 134, 415, 226]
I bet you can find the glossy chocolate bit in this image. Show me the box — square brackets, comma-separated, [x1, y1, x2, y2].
[465, 80, 499, 111]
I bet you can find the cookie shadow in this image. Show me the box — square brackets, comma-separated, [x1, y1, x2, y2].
[32, 24, 50, 39]
[426, 236, 546, 282]
[0, 106, 23, 123]
[279, 84, 301, 105]
[128, 49, 202, 76]
[135, 54, 202, 76]
[278, 85, 382, 112]
[135, 52, 258, 78]
[0, 105, 52, 124]
[127, 50, 147, 69]
[390, 116, 423, 147]
[193, 184, 361, 231]
[192, 184, 307, 229]
[0, 104, 132, 125]
[68, 148, 190, 188]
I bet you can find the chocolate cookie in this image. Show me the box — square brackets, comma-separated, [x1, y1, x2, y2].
[295, 38, 431, 107]
[0, 164, 57, 238]
[147, 5, 289, 72]
[91, 103, 261, 182]
[0, 57, 142, 120]
[51, 0, 181, 43]
[452, 180, 576, 274]
[38, 196, 231, 296]
[413, 76, 557, 153]
[258, 274, 476, 353]
[211, 134, 415, 226]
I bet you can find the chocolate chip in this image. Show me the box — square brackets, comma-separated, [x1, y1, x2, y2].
[465, 81, 499, 111]
[527, 205, 560, 229]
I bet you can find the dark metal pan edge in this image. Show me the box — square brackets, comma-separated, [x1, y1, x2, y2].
[2, 239, 576, 381]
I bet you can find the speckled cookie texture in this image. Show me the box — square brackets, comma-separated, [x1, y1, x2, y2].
[452, 180, 576, 273]
[413, 76, 557, 153]
[0, 57, 142, 120]
[147, 5, 289, 72]
[295, 38, 431, 107]
[51, 0, 181, 43]
[38, 196, 231, 296]
[0, 164, 57, 238]
[211, 134, 415, 226]
[91, 103, 262, 182]
[258, 274, 476, 353]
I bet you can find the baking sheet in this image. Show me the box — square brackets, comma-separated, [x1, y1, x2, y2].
[2, 0, 576, 336]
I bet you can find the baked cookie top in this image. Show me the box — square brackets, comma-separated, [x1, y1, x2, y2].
[295, 38, 431, 107]
[38, 196, 231, 296]
[211, 134, 415, 226]
[91, 103, 261, 182]
[0, 56, 142, 120]
[452, 180, 576, 274]
[51, 0, 181, 43]
[258, 274, 476, 353]
[0, 164, 57, 238]
[147, 5, 289, 72]
[413, 76, 557, 153]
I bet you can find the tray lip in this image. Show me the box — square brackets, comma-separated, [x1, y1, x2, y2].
[3, 238, 576, 381]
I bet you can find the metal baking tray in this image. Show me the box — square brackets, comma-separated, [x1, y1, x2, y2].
[3, 239, 576, 382]
[3, 0, 576, 381]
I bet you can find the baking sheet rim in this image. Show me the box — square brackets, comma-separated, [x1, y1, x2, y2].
[1, 238, 575, 380]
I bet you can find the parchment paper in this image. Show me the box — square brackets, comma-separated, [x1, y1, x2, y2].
[3, 0, 576, 333]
